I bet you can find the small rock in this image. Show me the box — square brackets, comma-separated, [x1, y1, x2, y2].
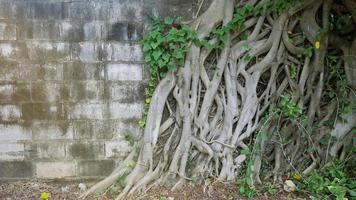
[283, 180, 296, 192]
[61, 186, 69, 192]
[31, 183, 40, 190]
[78, 183, 87, 191]
[168, 197, 174, 200]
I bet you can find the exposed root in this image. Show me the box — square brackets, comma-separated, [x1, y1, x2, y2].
[82, 0, 356, 199]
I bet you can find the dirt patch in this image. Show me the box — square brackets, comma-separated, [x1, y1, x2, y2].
[0, 180, 300, 200]
[0, 180, 95, 200]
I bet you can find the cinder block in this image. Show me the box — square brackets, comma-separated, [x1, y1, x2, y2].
[0, 62, 36, 82]
[0, 124, 32, 141]
[67, 142, 104, 159]
[26, 2, 69, 20]
[58, 21, 85, 42]
[107, 22, 143, 41]
[83, 21, 107, 41]
[22, 103, 67, 121]
[0, 2, 26, 20]
[92, 120, 114, 139]
[34, 63, 63, 81]
[105, 140, 131, 158]
[0, 143, 25, 160]
[69, 1, 109, 20]
[31, 82, 64, 102]
[23, 20, 59, 40]
[105, 63, 142, 81]
[73, 42, 98, 62]
[0, 42, 27, 61]
[109, 0, 143, 22]
[0, 23, 17, 40]
[0, 3, 13, 19]
[0, 84, 13, 101]
[0, 161, 33, 178]
[69, 81, 105, 102]
[24, 21, 84, 42]
[27, 42, 70, 61]
[109, 102, 143, 119]
[11, 84, 31, 102]
[104, 43, 143, 62]
[78, 160, 114, 176]
[69, 103, 106, 119]
[0, 105, 21, 121]
[32, 121, 73, 140]
[0, 84, 31, 103]
[34, 142, 66, 160]
[72, 120, 93, 139]
[63, 62, 103, 80]
[36, 162, 76, 178]
[109, 82, 145, 102]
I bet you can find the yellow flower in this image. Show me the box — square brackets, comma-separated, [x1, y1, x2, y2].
[315, 41, 320, 49]
[287, 30, 292, 34]
[145, 97, 151, 104]
[127, 161, 136, 169]
[292, 172, 302, 181]
[40, 192, 51, 199]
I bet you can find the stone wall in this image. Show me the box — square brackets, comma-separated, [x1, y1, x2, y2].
[0, 0, 145, 180]
[0, 0, 208, 180]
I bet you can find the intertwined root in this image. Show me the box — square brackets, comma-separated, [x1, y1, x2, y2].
[81, 0, 356, 199]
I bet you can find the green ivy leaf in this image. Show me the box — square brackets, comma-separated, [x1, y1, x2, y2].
[164, 17, 174, 25]
[152, 50, 162, 60]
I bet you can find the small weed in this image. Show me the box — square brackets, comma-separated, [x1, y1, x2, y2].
[263, 183, 278, 196]
[298, 161, 356, 200]
[123, 133, 135, 146]
[159, 195, 168, 200]
[238, 182, 258, 200]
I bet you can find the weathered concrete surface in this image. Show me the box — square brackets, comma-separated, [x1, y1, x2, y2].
[0, 0, 204, 180]
[0, 0, 145, 180]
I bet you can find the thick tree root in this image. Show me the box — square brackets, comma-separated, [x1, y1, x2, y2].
[81, 0, 356, 199]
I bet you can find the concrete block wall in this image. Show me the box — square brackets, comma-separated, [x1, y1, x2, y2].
[0, 0, 145, 180]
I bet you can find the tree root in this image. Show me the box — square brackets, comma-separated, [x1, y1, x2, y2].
[82, 0, 356, 199]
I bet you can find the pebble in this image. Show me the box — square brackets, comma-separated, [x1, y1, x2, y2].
[78, 183, 87, 191]
[31, 183, 40, 190]
[283, 180, 296, 192]
[61, 185, 69, 192]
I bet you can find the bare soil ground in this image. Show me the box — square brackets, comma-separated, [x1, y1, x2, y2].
[0, 180, 300, 200]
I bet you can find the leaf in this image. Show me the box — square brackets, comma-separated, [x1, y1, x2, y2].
[142, 43, 151, 52]
[164, 17, 174, 25]
[150, 42, 160, 50]
[169, 28, 179, 35]
[162, 53, 170, 62]
[172, 50, 184, 59]
[40, 192, 51, 199]
[158, 59, 166, 68]
[138, 120, 145, 128]
[328, 185, 347, 200]
[239, 186, 246, 194]
[348, 189, 356, 197]
[152, 50, 162, 60]
[144, 55, 152, 63]
[243, 53, 252, 61]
